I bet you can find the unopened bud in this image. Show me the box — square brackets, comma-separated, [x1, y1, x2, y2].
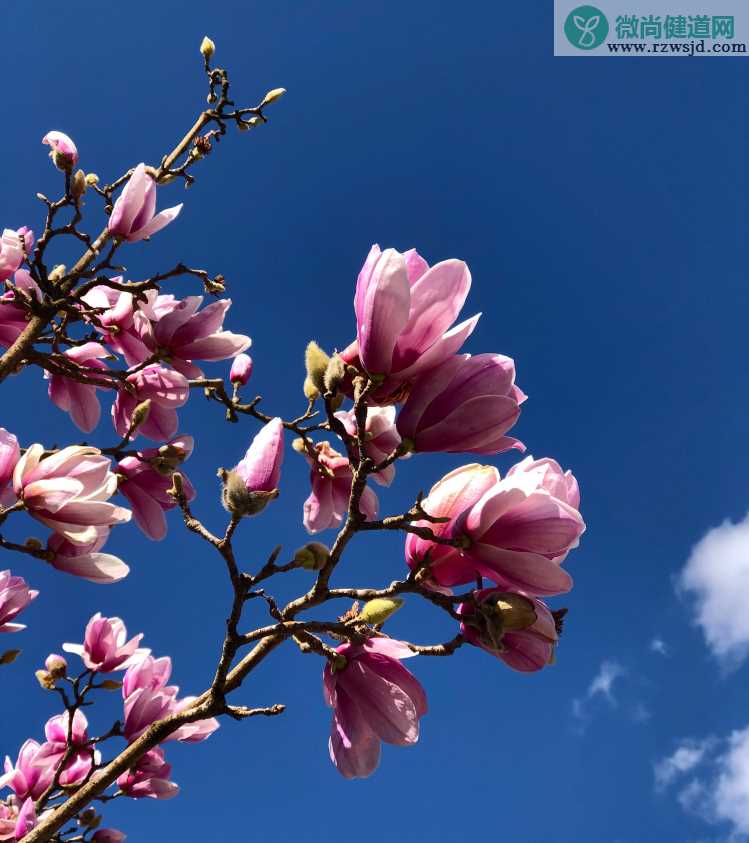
[44, 653, 67, 677]
[0, 649, 21, 665]
[85, 172, 99, 186]
[357, 598, 404, 626]
[324, 353, 346, 394]
[71, 169, 87, 199]
[48, 264, 66, 282]
[490, 593, 537, 632]
[35, 669, 56, 690]
[293, 542, 330, 570]
[221, 469, 279, 517]
[129, 399, 152, 432]
[261, 87, 286, 107]
[200, 36, 216, 60]
[291, 437, 306, 453]
[303, 376, 320, 401]
[78, 808, 99, 828]
[305, 341, 329, 394]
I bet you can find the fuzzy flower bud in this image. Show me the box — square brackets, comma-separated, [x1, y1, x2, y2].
[261, 87, 286, 107]
[305, 341, 329, 394]
[293, 542, 330, 570]
[357, 598, 404, 626]
[221, 419, 285, 517]
[323, 353, 346, 394]
[200, 36, 216, 59]
[45, 653, 67, 677]
[42, 131, 79, 170]
[71, 170, 87, 199]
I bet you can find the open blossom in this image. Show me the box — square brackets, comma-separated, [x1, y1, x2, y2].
[0, 230, 23, 283]
[112, 365, 189, 442]
[33, 711, 94, 787]
[0, 740, 54, 802]
[117, 436, 195, 540]
[13, 445, 131, 546]
[63, 613, 148, 672]
[0, 269, 41, 349]
[340, 245, 478, 404]
[459, 588, 558, 672]
[122, 655, 175, 698]
[323, 637, 427, 779]
[80, 285, 151, 365]
[334, 405, 402, 486]
[42, 131, 78, 169]
[46, 342, 111, 433]
[117, 747, 178, 800]
[108, 163, 182, 242]
[0, 571, 38, 633]
[301, 441, 378, 533]
[405, 460, 584, 596]
[230, 353, 253, 385]
[123, 685, 175, 742]
[396, 354, 526, 454]
[0, 428, 19, 504]
[47, 529, 129, 584]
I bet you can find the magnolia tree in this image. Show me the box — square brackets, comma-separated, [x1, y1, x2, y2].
[0, 39, 585, 843]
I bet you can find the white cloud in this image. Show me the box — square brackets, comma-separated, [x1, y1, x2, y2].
[678, 512, 749, 670]
[654, 739, 713, 790]
[656, 727, 749, 840]
[650, 637, 669, 657]
[589, 660, 626, 702]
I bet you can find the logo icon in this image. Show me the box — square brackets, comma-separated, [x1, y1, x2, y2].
[564, 5, 609, 49]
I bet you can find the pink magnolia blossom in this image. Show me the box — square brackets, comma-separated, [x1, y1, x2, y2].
[301, 441, 378, 533]
[117, 436, 195, 540]
[122, 655, 174, 698]
[405, 460, 584, 596]
[0, 571, 38, 633]
[0, 230, 24, 283]
[92, 831, 127, 843]
[47, 529, 129, 584]
[42, 131, 78, 169]
[13, 797, 36, 840]
[33, 710, 94, 787]
[108, 163, 182, 242]
[341, 245, 479, 404]
[112, 365, 189, 442]
[13, 445, 131, 546]
[459, 587, 558, 672]
[116, 747, 178, 800]
[396, 353, 527, 454]
[80, 284, 151, 365]
[323, 637, 427, 779]
[123, 685, 175, 742]
[46, 342, 111, 433]
[16, 228, 33, 255]
[230, 353, 253, 385]
[334, 405, 402, 486]
[0, 428, 20, 504]
[166, 698, 219, 743]
[0, 740, 55, 801]
[0, 270, 41, 348]
[63, 613, 148, 672]
[234, 419, 284, 493]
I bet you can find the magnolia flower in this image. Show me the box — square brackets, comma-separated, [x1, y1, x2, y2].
[80, 284, 151, 365]
[47, 529, 130, 584]
[117, 436, 195, 540]
[334, 405, 402, 486]
[323, 637, 427, 779]
[123, 685, 175, 742]
[42, 131, 78, 169]
[405, 460, 584, 596]
[0, 740, 55, 801]
[112, 365, 189, 442]
[229, 353, 253, 385]
[0, 428, 19, 504]
[13, 445, 131, 546]
[0, 269, 41, 349]
[33, 711, 95, 787]
[116, 747, 178, 800]
[0, 229, 24, 283]
[108, 163, 182, 242]
[222, 419, 284, 517]
[301, 441, 378, 533]
[63, 613, 148, 672]
[340, 245, 479, 404]
[13, 797, 36, 840]
[458, 588, 558, 672]
[0, 571, 38, 633]
[396, 354, 526, 454]
[122, 655, 174, 698]
[46, 342, 111, 433]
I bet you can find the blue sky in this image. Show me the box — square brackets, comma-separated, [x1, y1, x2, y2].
[2, 1, 748, 841]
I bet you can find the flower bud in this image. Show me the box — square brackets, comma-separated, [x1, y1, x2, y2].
[42, 131, 79, 170]
[129, 398, 152, 432]
[85, 173, 100, 186]
[78, 808, 99, 828]
[200, 36, 216, 60]
[305, 341, 330, 394]
[35, 669, 56, 690]
[230, 353, 253, 386]
[488, 592, 538, 632]
[71, 169, 87, 199]
[221, 469, 279, 517]
[324, 353, 346, 394]
[292, 437, 306, 453]
[293, 541, 330, 570]
[0, 649, 21, 665]
[45, 653, 67, 677]
[261, 87, 286, 107]
[303, 376, 320, 401]
[48, 264, 66, 282]
[357, 598, 404, 626]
